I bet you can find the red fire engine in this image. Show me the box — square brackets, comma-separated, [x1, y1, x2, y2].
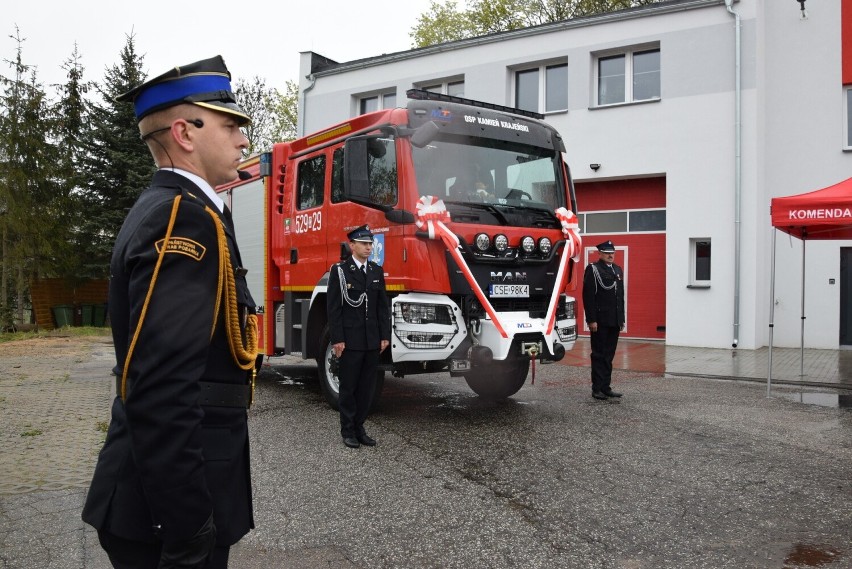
[217, 89, 582, 409]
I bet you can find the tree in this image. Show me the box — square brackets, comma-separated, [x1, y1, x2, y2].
[53, 44, 91, 280]
[411, 0, 665, 47]
[267, 80, 299, 145]
[0, 28, 67, 328]
[77, 32, 152, 279]
[234, 77, 299, 155]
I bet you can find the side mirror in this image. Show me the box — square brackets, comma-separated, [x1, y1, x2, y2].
[410, 121, 440, 148]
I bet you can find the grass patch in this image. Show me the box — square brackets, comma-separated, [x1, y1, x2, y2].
[21, 428, 43, 437]
[0, 326, 110, 344]
[96, 420, 109, 433]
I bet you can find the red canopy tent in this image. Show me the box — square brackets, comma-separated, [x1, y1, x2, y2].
[767, 176, 852, 393]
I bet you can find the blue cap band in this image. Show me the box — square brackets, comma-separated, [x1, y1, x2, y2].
[133, 74, 233, 119]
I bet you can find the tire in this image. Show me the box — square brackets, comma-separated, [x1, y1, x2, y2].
[316, 324, 384, 412]
[463, 357, 530, 400]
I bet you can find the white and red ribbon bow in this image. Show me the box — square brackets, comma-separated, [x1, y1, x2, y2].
[555, 207, 582, 263]
[543, 207, 583, 335]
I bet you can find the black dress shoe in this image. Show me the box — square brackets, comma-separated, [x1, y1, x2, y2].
[603, 390, 623, 398]
[357, 434, 377, 446]
[592, 391, 608, 400]
[342, 436, 360, 448]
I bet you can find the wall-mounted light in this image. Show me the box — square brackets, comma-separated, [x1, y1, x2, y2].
[797, 0, 808, 19]
[590, 163, 601, 172]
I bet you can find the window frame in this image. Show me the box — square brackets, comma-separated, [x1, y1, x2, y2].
[578, 208, 666, 235]
[358, 90, 397, 115]
[415, 77, 465, 98]
[513, 59, 569, 115]
[295, 154, 326, 211]
[688, 238, 712, 288]
[592, 45, 661, 108]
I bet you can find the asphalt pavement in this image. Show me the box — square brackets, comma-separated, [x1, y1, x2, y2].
[0, 336, 850, 568]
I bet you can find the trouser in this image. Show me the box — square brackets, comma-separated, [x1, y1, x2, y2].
[338, 348, 379, 437]
[97, 530, 230, 569]
[590, 326, 620, 393]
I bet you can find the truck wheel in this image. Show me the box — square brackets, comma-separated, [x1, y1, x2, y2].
[463, 357, 530, 400]
[316, 325, 384, 412]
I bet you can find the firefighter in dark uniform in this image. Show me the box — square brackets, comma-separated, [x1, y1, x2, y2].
[326, 225, 391, 448]
[583, 240, 625, 400]
[82, 56, 258, 569]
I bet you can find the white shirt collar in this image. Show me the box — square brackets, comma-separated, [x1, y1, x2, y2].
[165, 168, 225, 213]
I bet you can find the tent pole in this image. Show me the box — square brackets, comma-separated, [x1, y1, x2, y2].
[800, 235, 806, 377]
[768, 228, 776, 397]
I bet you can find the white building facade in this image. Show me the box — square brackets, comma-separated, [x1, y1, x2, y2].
[297, 0, 852, 349]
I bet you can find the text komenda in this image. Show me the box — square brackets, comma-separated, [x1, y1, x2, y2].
[787, 208, 852, 220]
[464, 115, 530, 132]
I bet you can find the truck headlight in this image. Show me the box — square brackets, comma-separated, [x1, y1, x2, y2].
[558, 295, 575, 319]
[494, 234, 508, 252]
[474, 233, 490, 252]
[396, 303, 453, 324]
[393, 302, 458, 349]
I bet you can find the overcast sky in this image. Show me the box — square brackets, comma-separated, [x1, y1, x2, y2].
[3, 0, 436, 93]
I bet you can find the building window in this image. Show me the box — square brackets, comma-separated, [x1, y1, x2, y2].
[578, 209, 666, 234]
[514, 62, 568, 114]
[629, 210, 666, 232]
[359, 91, 397, 115]
[689, 238, 711, 287]
[585, 211, 627, 234]
[296, 155, 325, 210]
[845, 86, 852, 149]
[420, 79, 465, 97]
[595, 47, 660, 107]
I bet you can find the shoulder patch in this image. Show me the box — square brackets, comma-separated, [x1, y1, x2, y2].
[155, 237, 206, 261]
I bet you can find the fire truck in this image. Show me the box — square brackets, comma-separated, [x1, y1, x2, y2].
[217, 89, 583, 409]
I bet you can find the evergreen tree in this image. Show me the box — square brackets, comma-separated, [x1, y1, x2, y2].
[77, 32, 152, 278]
[0, 29, 65, 328]
[53, 44, 90, 280]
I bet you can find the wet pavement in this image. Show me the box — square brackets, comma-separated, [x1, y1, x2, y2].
[0, 335, 849, 568]
[563, 338, 852, 390]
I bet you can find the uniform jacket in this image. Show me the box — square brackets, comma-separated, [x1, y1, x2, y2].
[326, 256, 391, 350]
[583, 259, 625, 328]
[83, 170, 255, 546]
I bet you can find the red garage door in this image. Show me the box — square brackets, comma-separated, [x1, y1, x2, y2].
[574, 177, 666, 340]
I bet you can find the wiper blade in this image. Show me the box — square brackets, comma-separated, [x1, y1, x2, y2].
[444, 200, 510, 225]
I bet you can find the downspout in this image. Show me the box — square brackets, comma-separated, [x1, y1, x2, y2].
[298, 73, 317, 138]
[725, 0, 742, 348]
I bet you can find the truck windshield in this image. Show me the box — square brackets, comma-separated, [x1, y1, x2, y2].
[411, 135, 565, 227]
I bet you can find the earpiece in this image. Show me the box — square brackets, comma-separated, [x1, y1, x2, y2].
[140, 118, 203, 140]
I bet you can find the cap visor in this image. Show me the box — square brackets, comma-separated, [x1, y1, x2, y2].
[193, 101, 251, 125]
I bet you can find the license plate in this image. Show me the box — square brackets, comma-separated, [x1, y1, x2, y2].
[489, 284, 529, 298]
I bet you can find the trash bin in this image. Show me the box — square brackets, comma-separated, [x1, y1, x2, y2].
[52, 305, 73, 328]
[92, 304, 107, 327]
[81, 304, 94, 327]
